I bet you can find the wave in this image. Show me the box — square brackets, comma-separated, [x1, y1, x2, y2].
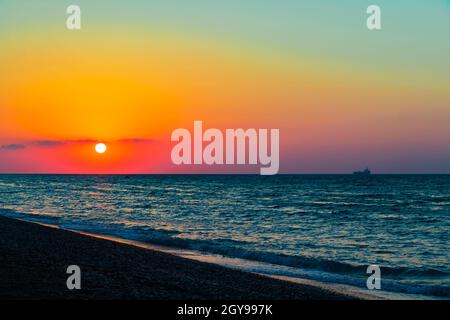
[107, 226, 450, 297]
[0, 208, 61, 223]
[2, 208, 449, 298]
[91, 223, 450, 296]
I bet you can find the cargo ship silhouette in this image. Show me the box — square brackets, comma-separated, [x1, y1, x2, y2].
[353, 168, 371, 175]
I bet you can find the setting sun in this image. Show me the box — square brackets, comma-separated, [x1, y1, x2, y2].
[95, 143, 107, 154]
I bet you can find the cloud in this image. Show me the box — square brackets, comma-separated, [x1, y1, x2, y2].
[31, 139, 96, 147]
[34, 140, 66, 147]
[68, 139, 97, 144]
[117, 138, 157, 144]
[1, 138, 158, 151]
[0, 144, 26, 150]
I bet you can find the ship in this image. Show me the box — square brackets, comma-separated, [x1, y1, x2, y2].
[353, 167, 371, 175]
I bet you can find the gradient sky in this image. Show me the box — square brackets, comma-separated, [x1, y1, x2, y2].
[1, 0, 449, 173]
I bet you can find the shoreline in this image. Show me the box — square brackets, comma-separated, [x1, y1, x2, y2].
[67, 225, 384, 300]
[0, 215, 363, 300]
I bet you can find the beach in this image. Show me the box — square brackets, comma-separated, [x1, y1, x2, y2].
[0, 215, 353, 300]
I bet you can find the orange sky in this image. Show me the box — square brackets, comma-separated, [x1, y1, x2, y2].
[1, 1, 449, 173]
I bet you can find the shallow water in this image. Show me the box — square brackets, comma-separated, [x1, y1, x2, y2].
[0, 174, 449, 298]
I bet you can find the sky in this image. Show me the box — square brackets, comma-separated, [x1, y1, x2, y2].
[0, 0, 449, 173]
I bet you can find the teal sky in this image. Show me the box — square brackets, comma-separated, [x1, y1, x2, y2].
[0, 1, 449, 173]
[2, 0, 449, 73]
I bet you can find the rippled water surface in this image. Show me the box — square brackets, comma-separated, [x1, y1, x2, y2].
[0, 174, 449, 298]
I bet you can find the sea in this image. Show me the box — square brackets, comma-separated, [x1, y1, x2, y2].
[0, 174, 449, 299]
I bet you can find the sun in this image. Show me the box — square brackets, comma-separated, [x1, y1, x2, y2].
[95, 143, 107, 154]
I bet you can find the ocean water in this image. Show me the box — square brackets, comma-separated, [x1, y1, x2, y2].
[0, 174, 449, 298]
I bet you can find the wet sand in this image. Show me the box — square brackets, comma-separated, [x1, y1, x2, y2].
[0, 215, 355, 300]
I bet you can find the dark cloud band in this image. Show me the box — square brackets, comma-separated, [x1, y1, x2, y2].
[0, 144, 26, 150]
[1, 139, 156, 151]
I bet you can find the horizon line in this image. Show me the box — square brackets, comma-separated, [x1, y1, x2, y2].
[0, 173, 449, 176]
